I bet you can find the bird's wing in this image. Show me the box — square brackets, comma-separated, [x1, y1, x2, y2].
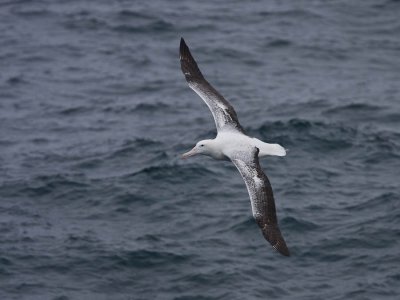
[180, 38, 245, 133]
[230, 147, 290, 256]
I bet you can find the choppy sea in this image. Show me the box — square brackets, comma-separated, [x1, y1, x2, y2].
[1, 0, 399, 299]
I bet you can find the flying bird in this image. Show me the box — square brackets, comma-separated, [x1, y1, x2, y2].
[180, 38, 290, 256]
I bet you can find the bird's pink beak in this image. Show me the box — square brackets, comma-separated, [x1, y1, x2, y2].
[181, 147, 198, 159]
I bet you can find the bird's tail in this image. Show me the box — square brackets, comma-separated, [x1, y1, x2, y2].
[253, 139, 287, 157]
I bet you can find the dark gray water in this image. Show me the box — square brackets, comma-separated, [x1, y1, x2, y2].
[1, 0, 400, 299]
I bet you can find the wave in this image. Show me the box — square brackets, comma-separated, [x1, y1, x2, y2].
[61, 7, 174, 35]
[62, 14, 109, 32]
[258, 9, 324, 20]
[299, 248, 348, 262]
[255, 118, 357, 151]
[132, 102, 170, 112]
[112, 20, 174, 34]
[322, 103, 385, 117]
[109, 138, 163, 157]
[10, 7, 52, 18]
[116, 10, 154, 20]
[101, 102, 172, 114]
[58, 106, 91, 116]
[255, 117, 400, 158]
[281, 216, 319, 232]
[229, 217, 256, 233]
[345, 192, 398, 212]
[266, 39, 292, 48]
[18, 174, 88, 198]
[98, 249, 190, 269]
[125, 163, 217, 183]
[6, 75, 28, 85]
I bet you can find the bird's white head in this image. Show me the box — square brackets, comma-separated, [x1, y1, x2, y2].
[181, 139, 216, 159]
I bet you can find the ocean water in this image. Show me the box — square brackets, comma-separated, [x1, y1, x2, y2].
[0, 0, 399, 299]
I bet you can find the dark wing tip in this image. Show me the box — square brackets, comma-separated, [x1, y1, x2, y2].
[179, 37, 191, 61]
[179, 38, 204, 82]
[275, 240, 290, 257]
[262, 225, 290, 257]
[179, 37, 186, 58]
[180, 37, 186, 50]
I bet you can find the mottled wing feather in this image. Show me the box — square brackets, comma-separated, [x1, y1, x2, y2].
[180, 38, 245, 133]
[230, 147, 290, 256]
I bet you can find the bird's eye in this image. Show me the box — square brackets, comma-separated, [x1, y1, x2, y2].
[200, 144, 204, 147]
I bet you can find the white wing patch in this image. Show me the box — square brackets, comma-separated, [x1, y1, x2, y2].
[189, 83, 230, 130]
[234, 159, 263, 220]
[216, 102, 228, 110]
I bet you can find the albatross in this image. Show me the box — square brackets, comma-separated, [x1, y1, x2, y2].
[180, 38, 290, 256]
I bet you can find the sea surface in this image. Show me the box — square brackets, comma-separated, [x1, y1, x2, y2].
[0, 0, 399, 299]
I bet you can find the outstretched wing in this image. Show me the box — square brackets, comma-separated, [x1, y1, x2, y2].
[230, 147, 290, 256]
[180, 38, 245, 133]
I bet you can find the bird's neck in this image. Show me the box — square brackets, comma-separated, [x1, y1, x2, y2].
[206, 139, 226, 160]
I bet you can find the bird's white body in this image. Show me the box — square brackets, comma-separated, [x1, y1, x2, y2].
[183, 131, 286, 161]
[218, 131, 286, 158]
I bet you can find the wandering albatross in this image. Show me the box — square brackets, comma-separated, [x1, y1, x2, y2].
[179, 38, 290, 256]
